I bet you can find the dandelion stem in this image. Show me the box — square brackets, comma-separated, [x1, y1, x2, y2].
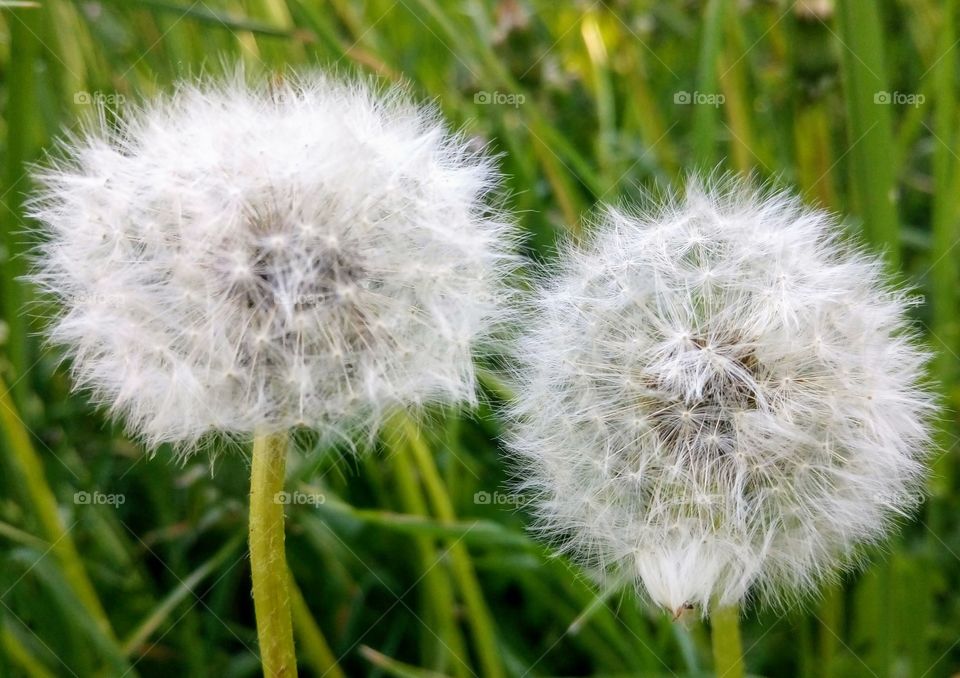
[710, 603, 744, 678]
[249, 429, 298, 678]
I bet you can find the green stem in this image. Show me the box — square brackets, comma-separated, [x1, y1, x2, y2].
[249, 430, 298, 678]
[711, 604, 744, 678]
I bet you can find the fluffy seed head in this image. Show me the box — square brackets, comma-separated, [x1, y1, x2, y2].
[508, 177, 933, 616]
[30, 72, 516, 451]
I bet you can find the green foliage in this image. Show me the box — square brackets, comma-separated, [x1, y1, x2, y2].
[0, 1, 958, 676]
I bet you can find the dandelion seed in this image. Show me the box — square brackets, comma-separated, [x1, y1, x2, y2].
[29, 71, 517, 452]
[508, 176, 934, 616]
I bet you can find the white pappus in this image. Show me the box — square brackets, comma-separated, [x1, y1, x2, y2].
[508, 177, 934, 617]
[29, 71, 518, 452]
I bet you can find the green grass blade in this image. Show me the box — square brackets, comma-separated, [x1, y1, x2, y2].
[122, 533, 244, 656]
[1, 5, 43, 405]
[0, 375, 131, 673]
[692, 0, 726, 167]
[835, 0, 900, 265]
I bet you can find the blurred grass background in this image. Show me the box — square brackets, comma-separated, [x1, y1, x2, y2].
[0, 0, 958, 676]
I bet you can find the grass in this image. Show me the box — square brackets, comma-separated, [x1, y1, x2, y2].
[0, 1, 958, 676]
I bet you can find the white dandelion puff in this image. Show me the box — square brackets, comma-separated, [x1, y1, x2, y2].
[28, 71, 518, 451]
[507, 176, 934, 616]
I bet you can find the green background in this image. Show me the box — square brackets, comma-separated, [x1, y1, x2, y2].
[0, 0, 958, 676]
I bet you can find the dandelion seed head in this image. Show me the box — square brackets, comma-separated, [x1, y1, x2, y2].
[30, 72, 517, 451]
[508, 177, 933, 615]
